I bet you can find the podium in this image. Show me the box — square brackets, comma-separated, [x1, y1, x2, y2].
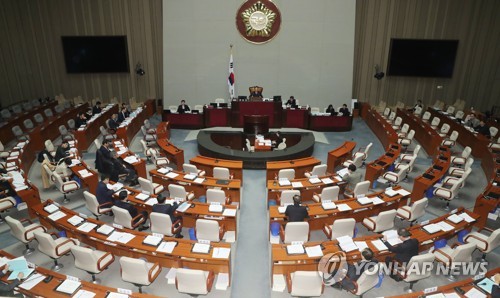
[244, 115, 269, 135]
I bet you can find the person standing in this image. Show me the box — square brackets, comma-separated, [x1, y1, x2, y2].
[383, 228, 419, 280]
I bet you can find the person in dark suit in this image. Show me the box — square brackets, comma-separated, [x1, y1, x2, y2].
[410, 100, 423, 112]
[177, 100, 190, 114]
[92, 101, 102, 115]
[0, 264, 24, 297]
[339, 104, 350, 116]
[340, 248, 378, 291]
[383, 228, 419, 280]
[95, 175, 114, 206]
[285, 96, 297, 106]
[285, 195, 309, 222]
[109, 151, 138, 185]
[75, 112, 87, 128]
[108, 114, 119, 130]
[121, 103, 131, 117]
[475, 120, 490, 137]
[118, 107, 128, 123]
[326, 104, 337, 115]
[95, 140, 113, 175]
[114, 190, 149, 231]
[152, 195, 183, 238]
[54, 141, 70, 162]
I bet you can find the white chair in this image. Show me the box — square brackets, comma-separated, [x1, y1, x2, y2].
[143, 119, 157, 134]
[100, 125, 116, 140]
[464, 228, 500, 262]
[44, 139, 56, 157]
[342, 154, 363, 168]
[119, 256, 161, 293]
[280, 222, 309, 244]
[286, 271, 324, 297]
[53, 172, 80, 203]
[442, 131, 459, 147]
[349, 180, 371, 198]
[213, 167, 231, 179]
[383, 163, 410, 185]
[23, 119, 34, 131]
[83, 191, 112, 219]
[196, 219, 225, 242]
[433, 177, 463, 209]
[0, 141, 9, 159]
[141, 125, 157, 143]
[489, 137, 500, 150]
[183, 163, 206, 176]
[381, 107, 391, 119]
[12, 125, 29, 141]
[0, 197, 16, 223]
[430, 117, 440, 129]
[396, 197, 428, 225]
[398, 129, 415, 147]
[400, 145, 421, 163]
[54, 105, 64, 114]
[446, 106, 455, 114]
[397, 123, 410, 138]
[176, 268, 215, 296]
[438, 123, 450, 137]
[278, 169, 295, 180]
[169, 105, 177, 113]
[387, 111, 396, 122]
[392, 117, 402, 130]
[443, 168, 471, 188]
[362, 209, 397, 232]
[375, 101, 387, 113]
[449, 157, 474, 178]
[150, 213, 182, 237]
[33, 113, 44, 124]
[245, 139, 254, 152]
[304, 164, 327, 178]
[276, 190, 300, 206]
[277, 138, 287, 150]
[490, 127, 498, 139]
[422, 111, 431, 122]
[93, 139, 102, 150]
[71, 246, 114, 283]
[433, 243, 476, 280]
[140, 139, 155, 162]
[111, 205, 147, 230]
[5, 216, 46, 255]
[323, 218, 356, 240]
[354, 143, 373, 166]
[312, 186, 339, 203]
[206, 188, 231, 205]
[450, 146, 472, 166]
[168, 184, 195, 201]
[59, 125, 74, 140]
[455, 110, 465, 119]
[138, 177, 164, 195]
[0, 109, 11, 119]
[151, 149, 169, 168]
[395, 253, 435, 293]
[44, 108, 54, 118]
[414, 106, 423, 116]
[346, 263, 381, 297]
[33, 231, 79, 271]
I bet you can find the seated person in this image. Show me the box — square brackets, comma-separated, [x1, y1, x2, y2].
[114, 190, 149, 231]
[464, 113, 480, 128]
[340, 248, 378, 291]
[383, 228, 419, 280]
[55, 157, 73, 181]
[108, 113, 119, 130]
[95, 140, 113, 175]
[121, 103, 131, 117]
[110, 151, 139, 186]
[177, 100, 190, 114]
[0, 169, 15, 198]
[95, 175, 115, 206]
[409, 100, 423, 112]
[118, 106, 128, 123]
[92, 101, 102, 115]
[75, 112, 87, 128]
[342, 164, 362, 191]
[0, 264, 24, 297]
[285, 96, 297, 107]
[54, 141, 70, 163]
[339, 104, 350, 116]
[152, 194, 183, 238]
[249, 86, 263, 97]
[326, 104, 337, 115]
[85, 107, 93, 120]
[475, 120, 490, 137]
[285, 195, 309, 222]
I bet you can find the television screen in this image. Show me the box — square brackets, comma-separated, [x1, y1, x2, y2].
[387, 39, 459, 78]
[62, 36, 130, 73]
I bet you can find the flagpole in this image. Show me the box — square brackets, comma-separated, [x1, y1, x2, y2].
[228, 44, 235, 100]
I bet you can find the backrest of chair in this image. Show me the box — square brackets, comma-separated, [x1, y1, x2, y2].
[376, 209, 397, 226]
[388, 111, 396, 121]
[12, 105, 22, 114]
[422, 111, 431, 121]
[311, 164, 327, 176]
[486, 228, 500, 252]
[169, 105, 177, 113]
[462, 146, 472, 158]
[383, 107, 390, 117]
[213, 167, 230, 179]
[413, 145, 421, 156]
[400, 124, 409, 134]
[94, 139, 102, 149]
[396, 164, 410, 178]
[196, 219, 221, 242]
[406, 130, 415, 139]
[59, 125, 68, 135]
[278, 169, 295, 180]
[5, 216, 26, 241]
[99, 126, 107, 135]
[207, 189, 226, 204]
[176, 268, 209, 295]
[42, 164, 54, 180]
[410, 197, 428, 220]
[440, 123, 450, 134]
[354, 263, 380, 295]
[463, 157, 474, 170]
[150, 213, 173, 236]
[34, 231, 57, 258]
[414, 106, 422, 115]
[67, 119, 75, 129]
[455, 110, 464, 119]
[446, 106, 455, 114]
[45, 140, 55, 152]
[281, 190, 300, 205]
[353, 181, 370, 197]
[331, 218, 356, 239]
[44, 108, 53, 117]
[138, 177, 153, 193]
[1, 109, 11, 118]
[55, 105, 64, 114]
[83, 191, 99, 215]
[12, 125, 23, 136]
[23, 119, 34, 129]
[140, 139, 148, 153]
[111, 206, 133, 229]
[490, 127, 498, 138]
[351, 154, 363, 167]
[405, 253, 435, 281]
[451, 243, 476, 262]
[183, 163, 199, 175]
[290, 271, 323, 296]
[34, 113, 44, 123]
[120, 257, 149, 284]
[71, 246, 98, 272]
[449, 131, 459, 141]
[52, 172, 64, 191]
[168, 184, 187, 200]
[393, 117, 402, 126]
[431, 117, 440, 126]
[322, 186, 339, 202]
[284, 222, 309, 243]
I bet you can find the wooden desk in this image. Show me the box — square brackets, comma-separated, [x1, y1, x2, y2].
[267, 175, 345, 203]
[204, 107, 231, 127]
[365, 144, 401, 185]
[157, 138, 185, 171]
[411, 146, 451, 202]
[155, 121, 170, 140]
[254, 138, 272, 151]
[327, 141, 356, 172]
[33, 202, 233, 283]
[74, 104, 118, 151]
[111, 140, 147, 178]
[150, 169, 242, 202]
[230, 101, 282, 128]
[190, 155, 243, 180]
[164, 112, 204, 129]
[283, 108, 309, 128]
[70, 161, 99, 194]
[116, 99, 156, 146]
[266, 157, 321, 180]
[269, 186, 408, 230]
[362, 105, 398, 148]
[397, 108, 442, 156]
[309, 115, 353, 132]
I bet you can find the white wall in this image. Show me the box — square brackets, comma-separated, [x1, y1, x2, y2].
[163, 0, 355, 109]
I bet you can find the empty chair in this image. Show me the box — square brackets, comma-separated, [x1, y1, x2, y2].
[450, 146, 472, 166]
[33, 231, 79, 271]
[206, 189, 230, 205]
[400, 145, 421, 163]
[12, 125, 29, 141]
[53, 172, 80, 203]
[141, 125, 156, 143]
[383, 164, 410, 185]
[183, 163, 206, 176]
[169, 105, 177, 113]
[398, 129, 415, 147]
[276, 190, 300, 206]
[375, 101, 387, 113]
[442, 131, 459, 147]
[44, 108, 53, 118]
[433, 243, 476, 280]
[213, 167, 231, 179]
[0, 141, 9, 159]
[433, 177, 463, 209]
[1, 109, 11, 119]
[5, 216, 46, 255]
[463, 228, 500, 262]
[245, 139, 254, 152]
[54, 105, 64, 114]
[397, 152, 418, 172]
[396, 197, 428, 225]
[392, 117, 402, 130]
[413, 106, 423, 116]
[445, 106, 455, 114]
[278, 168, 295, 180]
[196, 219, 225, 242]
[346, 180, 371, 198]
[387, 111, 396, 122]
[23, 119, 34, 131]
[63, 101, 71, 109]
[144, 119, 156, 134]
[304, 164, 327, 177]
[323, 218, 356, 240]
[455, 110, 465, 119]
[381, 107, 391, 119]
[12, 105, 22, 114]
[280, 222, 309, 244]
[119, 256, 160, 293]
[100, 126, 116, 140]
[59, 125, 74, 140]
[22, 102, 32, 111]
[490, 127, 498, 139]
[286, 271, 324, 297]
[150, 213, 182, 237]
[443, 167, 471, 188]
[71, 246, 114, 283]
[111, 205, 147, 230]
[151, 150, 169, 167]
[312, 185, 339, 203]
[362, 209, 397, 232]
[34, 113, 44, 124]
[138, 177, 164, 195]
[397, 123, 410, 137]
[31, 99, 40, 107]
[430, 117, 440, 129]
[168, 184, 195, 201]
[176, 268, 215, 296]
[342, 153, 363, 168]
[353, 143, 373, 166]
[449, 157, 474, 178]
[395, 253, 435, 293]
[67, 119, 76, 131]
[83, 191, 112, 219]
[438, 123, 450, 137]
[0, 196, 16, 223]
[140, 139, 155, 162]
[345, 263, 381, 297]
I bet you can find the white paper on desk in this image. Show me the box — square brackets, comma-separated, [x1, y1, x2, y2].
[321, 201, 337, 210]
[371, 240, 388, 251]
[166, 172, 179, 178]
[73, 289, 96, 298]
[336, 204, 352, 212]
[44, 204, 59, 213]
[157, 241, 177, 254]
[291, 182, 303, 188]
[184, 174, 196, 180]
[117, 233, 135, 244]
[77, 222, 97, 233]
[357, 196, 372, 205]
[145, 198, 158, 206]
[278, 179, 291, 186]
[286, 244, 305, 254]
[385, 188, 398, 197]
[96, 225, 114, 235]
[222, 209, 237, 217]
[135, 193, 149, 201]
[48, 210, 66, 221]
[67, 215, 84, 226]
[14, 185, 28, 192]
[116, 149, 127, 155]
[212, 247, 231, 259]
[337, 168, 349, 177]
[56, 279, 81, 294]
[443, 293, 461, 298]
[397, 188, 411, 196]
[143, 235, 162, 246]
[105, 293, 129, 298]
[372, 197, 385, 205]
[176, 202, 190, 213]
[337, 236, 358, 252]
[192, 243, 210, 254]
[426, 294, 445, 298]
[437, 221, 455, 232]
[123, 156, 139, 164]
[465, 287, 487, 298]
[459, 212, 475, 223]
[278, 206, 287, 213]
[157, 168, 169, 174]
[423, 223, 442, 234]
[321, 178, 334, 184]
[447, 214, 464, 224]
[355, 241, 369, 251]
[209, 204, 223, 213]
[305, 245, 323, 257]
[308, 177, 322, 184]
[19, 273, 45, 290]
[193, 177, 205, 184]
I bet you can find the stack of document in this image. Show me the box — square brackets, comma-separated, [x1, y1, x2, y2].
[337, 236, 358, 252]
[56, 279, 81, 295]
[145, 198, 158, 206]
[96, 225, 115, 235]
[354, 241, 369, 251]
[77, 169, 93, 178]
[107, 232, 135, 244]
[437, 221, 454, 232]
[372, 197, 385, 205]
[48, 210, 66, 221]
[337, 168, 349, 177]
[357, 196, 372, 205]
[67, 215, 84, 226]
[458, 213, 475, 223]
[291, 182, 303, 188]
[123, 156, 139, 164]
[385, 188, 398, 197]
[19, 273, 45, 290]
[183, 174, 196, 180]
[286, 244, 305, 254]
[447, 214, 464, 224]
[44, 204, 59, 213]
[157, 241, 177, 254]
[143, 235, 162, 246]
[176, 202, 191, 213]
[70, 159, 81, 167]
[308, 177, 322, 184]
[321, 178, 334, 184]
[193, 177, 205, 184]
[423, 223, 442, 234]
[209, 204, 224, 213]
[222, 209, 237, 217]
[77, 222, 97, 233]
[166, 172, 179, 178]
[192, 243, 210, 254]
[212, 247, 231, 259]
[278, 179, 291, 186]
[382, 230, 403, 246]
[157, 168, 170, 174]
[135, 193, 149, 201]
[396, 188, 411, 196]
[305, 245, 323, 257]
[371, 240, 388, 251]
[336, 204, 352, 212]
[321, 200, 337, 210]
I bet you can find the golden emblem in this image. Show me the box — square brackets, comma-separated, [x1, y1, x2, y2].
[241, 2, 276, 37]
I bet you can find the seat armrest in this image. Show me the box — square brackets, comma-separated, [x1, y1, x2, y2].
[279, 224, 285, 242]
[97, 252, 115, 271]
[362, 217, 377, 231]
[435, 248, 453, 268]
[219, 224, 226, 240]
[286, 273, 292, 293]
[131, 214, 146, 229]
[148, 262, 161, 282]
[55, 238, 77, 256]
[20, 218, 34, 225]
[98, 201, 114, 213]
[225, 195, 232, 205]
[323, 224, 332, 239]
[24, 225, 47, 241]
[171, 219, 183, 235]
[464, 235, 488, 251]
[275, 193, 281, 206]
[206, 271, 215, 292]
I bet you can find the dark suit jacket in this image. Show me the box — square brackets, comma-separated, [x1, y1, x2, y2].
[96, 181, 114, 205]
[75, 117, 87, 128]
[339, 107, 350, 116]
[285, 204, 309, 222]
[346, 260, 378, 281]
[286, 99, 296, 106]
[54, 146, 69, 162]
[476, 125, 490, 137]
[177, 104, 190, 114]
[385, 238, 419, 263]
[95, 146, 113, 173]
[118, 112, 127, 123]
[152, 202, 179, 222]
[108, 118, 119, 130]
[0, 271, 22, 296]
[92, 106, 102, 115]
[115, 200, 138, 218]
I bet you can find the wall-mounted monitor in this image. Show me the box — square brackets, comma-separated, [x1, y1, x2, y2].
[387, 39, 459, 78]
[61, 36, 130, 73]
